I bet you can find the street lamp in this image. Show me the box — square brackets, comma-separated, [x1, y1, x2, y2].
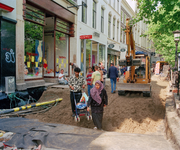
[173, 30, 180, 96]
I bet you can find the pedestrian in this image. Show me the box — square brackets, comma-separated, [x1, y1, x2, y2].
[86, 67, 93, 96]
[87, 80, 108, 130]
[101, 65, 107, 87]
[69, 62, 78, 74]
[68, 67, 86, 117]
[108, 63, 119, 93]
[91, 66, 101, 87]
[58, 69, 68, 85]
[98, 67, 104, 83]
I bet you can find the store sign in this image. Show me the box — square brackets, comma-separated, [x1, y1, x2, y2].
[80, 35, 92, 39]
[120, 48, 126, 52]
[108, 49, 120, 56]
[108, 44, 114, 49]
[93, 32, 100, 37]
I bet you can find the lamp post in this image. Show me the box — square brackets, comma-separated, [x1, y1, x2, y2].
[173, 30, 180, 96]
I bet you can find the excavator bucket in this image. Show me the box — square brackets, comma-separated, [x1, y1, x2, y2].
[117, 83, 151, 97]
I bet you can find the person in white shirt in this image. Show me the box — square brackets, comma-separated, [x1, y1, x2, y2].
[58, 69, 68, 85]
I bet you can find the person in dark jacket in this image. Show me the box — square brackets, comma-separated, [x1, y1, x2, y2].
[108, 63, 119, 93]
[87, 80, 108, 130]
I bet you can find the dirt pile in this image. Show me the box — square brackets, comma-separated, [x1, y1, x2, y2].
[26, 75, 169, 134]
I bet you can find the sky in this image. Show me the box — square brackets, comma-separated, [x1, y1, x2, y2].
[126, 0, 136, 12]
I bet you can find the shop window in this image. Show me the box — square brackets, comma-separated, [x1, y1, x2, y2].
[24, 21, 43, 79]
[55, 32, 69, 76]
[44, 32, 54, 77]
[101, 8, 104, 33]
[86, 40, 92, 74]
[92, 41, 98, 66]
[99, 45, 105, 66]
[82, 0, 87, 23]
[80, 40, 84, 77]
[92, 0, 96, 28]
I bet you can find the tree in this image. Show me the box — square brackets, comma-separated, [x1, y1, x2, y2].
[134, 0, 180, 66]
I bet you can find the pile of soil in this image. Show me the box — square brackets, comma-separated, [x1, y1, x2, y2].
[26, 75, 169, 134]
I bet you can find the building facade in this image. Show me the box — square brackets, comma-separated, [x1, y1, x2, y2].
[76, 0, 108, 78]
[0, 0, 152, 92]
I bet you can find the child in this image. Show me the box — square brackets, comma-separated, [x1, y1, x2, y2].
[86, 67, 93, 96]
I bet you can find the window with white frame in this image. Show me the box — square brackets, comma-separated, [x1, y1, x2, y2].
[121, 11, 123, 22]
[123, 28, 126, 43]
[117, 0, 119, 12]
[108, 14, 111, 38]
[82, 0, 87, 23]
[112, 0, 115, 8]
[101, 8, 104, 33]
[117, 21, 119, 41]
[113, 18, 115, 40]
[124, 13, 126, 24]
[120, 27, 123, 42]
[92, 0, 96, 28]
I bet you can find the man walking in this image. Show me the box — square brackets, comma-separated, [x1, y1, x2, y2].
[91, 66, 101, 87]
[68, 67, 85, 116]
[108, 63, 119, 93]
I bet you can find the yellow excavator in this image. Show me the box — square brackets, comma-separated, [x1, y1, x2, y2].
[118, 18, 151, 97]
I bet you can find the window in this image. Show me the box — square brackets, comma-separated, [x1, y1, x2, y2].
[121, 11, 123, 22]
[113, 18, 115, 40]
[120, 27, 123, 42]
[117, 21, 119, 41]
[123, 29, 126, 43]
[117, 0, 119, 12]
[24, 5, 45, 79]
[108, 14, 111, 38]
[92, 0, 96, 28]
[101, 8, 104, 33]
[99, 44, 105, 66]
[82, 0, 87, 23]
[124, 13, 126, 24]
[113, 0, 115, 8]
[55, 32, 69, 77]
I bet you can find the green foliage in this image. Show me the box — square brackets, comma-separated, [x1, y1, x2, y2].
[134, 0, 180, 66]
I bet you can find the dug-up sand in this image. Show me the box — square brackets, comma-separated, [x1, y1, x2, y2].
[26, 75, 169, 134]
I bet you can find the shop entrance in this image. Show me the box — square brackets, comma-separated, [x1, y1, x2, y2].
[80, 39, 105, 78]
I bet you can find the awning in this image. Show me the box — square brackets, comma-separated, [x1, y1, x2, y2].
[0, 3, 14, 12]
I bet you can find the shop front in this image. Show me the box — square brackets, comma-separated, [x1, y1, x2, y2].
[22, 0, 75, 83]
[107, 48, 120, 71]
[80, 38, 106, 78]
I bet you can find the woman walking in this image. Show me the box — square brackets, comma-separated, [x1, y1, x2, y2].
[87, 80, 108, 130]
